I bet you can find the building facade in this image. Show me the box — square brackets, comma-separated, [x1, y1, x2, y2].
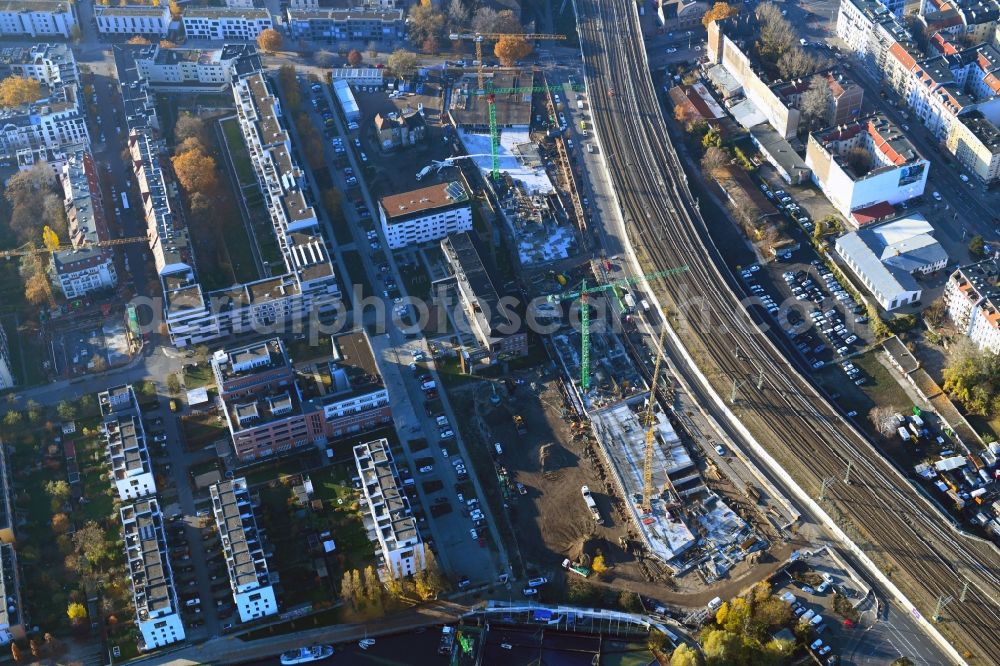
[52, 145, 117, 298]
[806, 115, 929, 220]
[182, 8, 273, 41]
[943, 259, 1000, 353]
[100, 385, 156, 501]
[0, 544, 24, 645]
[285, 8, 405, 43]
[0, 1, 76, 38]
[354, 439, 424, 579]
[212, 333, 391, 462]
[210, 478, 278, 623]
[835, 214, 948, 310]
[94, 5, 171, 35]
[441, 232, 528, 365]
[379, 181, 472, 249]
[0, 84, 89, 160]
[120, 498, 185, 650]
[0, 326, 14, 391]
[0, 43, 77, 87]
[134, 44, 261, 93]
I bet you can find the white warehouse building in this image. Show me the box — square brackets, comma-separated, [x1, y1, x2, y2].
[835, 214, 948, 311]
[378, 181, 471, 250]
[806, 115, 929, 223]
[210, 478, 278, 623]
[332, 78, 360, 123]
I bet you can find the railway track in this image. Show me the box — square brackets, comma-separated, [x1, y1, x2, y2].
[576, 0, 1000, 659]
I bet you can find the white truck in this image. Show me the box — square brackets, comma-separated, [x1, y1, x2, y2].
[581, 485, 603, 524]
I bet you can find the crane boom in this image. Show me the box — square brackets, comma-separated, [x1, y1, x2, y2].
[643, 327, 670, 512]
[0, 235, 149, 260]
[547, 266, 690, 303]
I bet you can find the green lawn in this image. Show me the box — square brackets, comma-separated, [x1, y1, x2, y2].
[220, 117, 256, 186]
[1, 315, 46, 387]
[180, 411, 229, 448]
[182, 362, 215, 389]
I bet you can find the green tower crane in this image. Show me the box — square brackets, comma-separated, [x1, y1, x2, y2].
[547, 266, 690, 391]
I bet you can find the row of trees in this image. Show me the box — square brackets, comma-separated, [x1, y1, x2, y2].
[669, 583, 795, 665]
[756, 2, 831, 80]
[339, 545, 449, 614]
[171, 115, 220, 198]
[407, 0, 526, 57]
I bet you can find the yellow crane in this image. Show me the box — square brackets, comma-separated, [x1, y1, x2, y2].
[447, 30, 566, 178]
[0, 234, 149, 260]
[643, 327, 670, 512]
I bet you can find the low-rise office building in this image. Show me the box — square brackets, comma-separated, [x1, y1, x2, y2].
[378, 181, 472, 249]
[0, 544, 23, 645]
[331, 67, 383, 87]
[835, 214, 948, 310]
[285, 7, 405, 43]
[944, 259, 1000, 353]
[0, 1, 76, 38]
[94, 5, 171, 36]
[441, 232, 528, 365]
[354, 439, 424, 579]
[806, 115, 929, 221]
[212, 332, 391, 461]
[100, 385, 156, 501]
[182, 7, 273, 41]
[210, 478, 277, 622]
[120, 498, 186, 650]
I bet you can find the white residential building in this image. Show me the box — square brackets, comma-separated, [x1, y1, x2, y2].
[0, 84, 89, 160]
[52, 145, 117, 299]
[182, 7, 273, 41]
[210, 478, 278, 623]
[835, 214, 949, 310]
[0, 42, 77, 87]
[100, 385, 157, 501]
[120, 498, 186, 650]
[134, 43, 261, 93]
[94, 5, 171, 36]
[0, 326, 13, 390]
[0, 543, 24, 645]
[806, 115, 929, 222]
[943, 259, 1000, 353]
[0, 1, 76, 38]
[224, 0, 255, 7]
[378, 181, 472, 249]
[354, 439, 424, 579]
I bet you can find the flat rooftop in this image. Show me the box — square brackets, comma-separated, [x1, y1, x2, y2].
[212, 338, 287, 383]
[380, 180, 469, 221]
[211, 478, 270, 592]
[590, 397, 697, 568]
[354, 439, 418, 551]
[441, 232, 514, 340]
[120, 498, 178, 622]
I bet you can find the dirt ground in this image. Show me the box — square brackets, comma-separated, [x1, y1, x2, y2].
[459, 365, 792, 608]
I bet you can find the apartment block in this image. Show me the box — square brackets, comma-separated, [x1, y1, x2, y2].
[100, 385, 156, 501]
[210, 478, 278, 622]
[354, 439, 424, 579]
[946, 110, 1000, 182]
[0, 439, 14, 544]
[285, 8, 405, 43]
[182, 7, 273, 41]
[134, 43, 261, 93]
[944, 259, 1000, 353]
[95, 5, 171, 36]
[0, 83, 89, 160]
[379, 181, 471, 249]
[113, 45, 340, 347]
[0, 544, 23, 645]
[212, 332, 391, 461]
[441, 232, 528, 365]
[0, 1, 76, 38]
[120, 498, 185, 650]
[0, 43, 77, 87]
[52, 145, 117, 299]
[0, 326, 14, 391]
[806, 115, 929, 221]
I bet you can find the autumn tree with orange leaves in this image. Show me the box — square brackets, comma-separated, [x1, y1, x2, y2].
[494, 35, 533, 66]
[702, 2, 739, 28]
[256, 28, 283, 53]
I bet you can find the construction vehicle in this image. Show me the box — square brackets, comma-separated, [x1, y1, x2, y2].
[447, 30, 567, 178]
[546, 267, 689, 391]
[512, 414, 526, 435]
[562, 558, 591, 578]
[581, 485, 602, 524]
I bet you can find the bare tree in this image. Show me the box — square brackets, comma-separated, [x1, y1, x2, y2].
[868, 406, 898, 437]
[701, 146, 730, 173]
[757, 2, 795, 57]
[799, 74, 832, 128]
[446, 0, 469, 29]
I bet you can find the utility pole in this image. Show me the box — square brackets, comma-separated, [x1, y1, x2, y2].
[730, 377, 745, 404]
[819, 477, 836, 502]
[960, 580, 970, 603]
[932, 595, 953, 622]
[844, 461, 854, 485]
[756, 368, 765, 390]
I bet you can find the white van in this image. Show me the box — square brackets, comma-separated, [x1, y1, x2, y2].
[494, 442, 503, 456]
[587, 143, 595, 153]
[707, 597, 723, 611]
